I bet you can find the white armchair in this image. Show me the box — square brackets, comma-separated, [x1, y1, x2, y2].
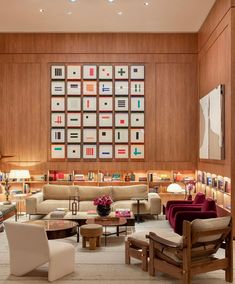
[4, 222, 75, 282]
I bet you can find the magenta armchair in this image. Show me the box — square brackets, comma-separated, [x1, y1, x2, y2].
[169, 198, 217, 235]
[165, 192, 205, 220]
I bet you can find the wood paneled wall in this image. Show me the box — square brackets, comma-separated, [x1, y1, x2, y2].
[0, 34, 198, 173]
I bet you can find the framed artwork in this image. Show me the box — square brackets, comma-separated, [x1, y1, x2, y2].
[51, 65, 65, 79]
[131, 97, 144, 111]
[131, 113, 144, 127]
[99, 97, 113, 111]
[83, 113, 97, 127]
[67, 113, 81, 127]
[51, 144, 65, 159]
[83, 97, 97, 111]
[83, 145, 97, 159]
[51, 113, 65, 127]
[130, 81, 144, 96]
[51, 128, 65, 143]
[99, 65, 113, 80]
[130, 65, 145, 80]
[67, 97, 81, 111]
[67, 81, 81, 95]
[83, 81, 97, 95]
[67, 129, 81, 143]
[115, 145, 129, 159]
[115, 97, 129, 111]
[99, 145, 113, 159]
[115, 113, 129, 127]
[131, 145, 144, 159]
[51, 97, 65, 111]
[99, 81, 113, 95]
[199, 95, 209, 159]
[131, 129, 144, 143]
[51, 81, 65, 95]
[99, 113, 113, 127]
[99, 129, 113, 143]
[83, 128, 97, 143]
[115, 129, 129, 143]
[115, 66, 129, 80]
[67, 145, 81, 159]
[115, 81, 129, 96]
[67, 65, 81, 80]
[83, 65, 97, 80]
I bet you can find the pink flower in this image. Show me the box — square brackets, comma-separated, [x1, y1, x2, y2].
[93, 195, 113, 206]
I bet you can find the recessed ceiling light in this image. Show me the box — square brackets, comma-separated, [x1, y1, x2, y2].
[69, 0, 77, 3]
[144, 2, 149, 6]
[108, 0, 115, 2]
[67, 11, 72, 15]
[39, 8, 45, 13]
[117, 11, 123, 16]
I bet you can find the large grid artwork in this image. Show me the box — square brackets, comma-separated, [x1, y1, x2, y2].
[50, 64, 145, 160]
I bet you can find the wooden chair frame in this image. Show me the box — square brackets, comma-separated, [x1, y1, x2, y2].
[147, 218, 233, 284]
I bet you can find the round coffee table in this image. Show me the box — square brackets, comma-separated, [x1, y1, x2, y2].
[24, 219, 78, 241]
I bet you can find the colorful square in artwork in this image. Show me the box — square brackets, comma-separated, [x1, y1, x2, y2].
[99, 145, 113, 159]
[67, 128, 81, 143]
[99, 81, 113, 95]
[115, 97, 129, 111]
[67, 65, 81, 80]
[51, 144, 65, 159]
[115, 81, 129, 96]
[115, 145, 129, 159]
[130, 65, 145, 80]
[99, 113, 113, 127]
[99, 129, 113, 143]
[131, 113, 144, 127]
[83, 145, 97, 159]
[83, 65, 97, 80]
[83, 97, 97, 111]
[83, 81, 97, 95]
[51, 81, 65, 95]
[67, 145, 81, 159]
[99, 97, 113, 111]
[115, 113, 129, 127]
[67, 97, 81, 111]
[131, 97, 144, 111]
[83, 128, 97, 143]
[51, 66, 65, 79]
[67, 81, 81, 95]
[51, 113, 65, 127]
[51, 97, 65, 111]
[115, 66, 129, 80]
[130, 81, 144, 96]
[83, 113, 97, 127]
[131, 145, 144, 159]
[51, 128, 65, 143]
[131, 129, 144, 143]
[67, 113, 81, 127]
[115, 129, 129, 143]
[99, 65, 113, 80]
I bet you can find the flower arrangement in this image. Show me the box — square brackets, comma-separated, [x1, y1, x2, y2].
[186, 180, 197, 192]
[93, 195, 113, 207]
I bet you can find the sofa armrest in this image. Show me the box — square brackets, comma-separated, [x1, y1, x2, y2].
[26, 192, 43, 214]
[171, 205, 201, 217]
[148, 193, 161, 215]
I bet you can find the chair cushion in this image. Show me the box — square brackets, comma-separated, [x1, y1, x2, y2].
[112, 185, 148, 201]
[37, 200, 70, 214]
[192, 192, 205, 204]
[43, 185, 78, 200]
[201, 198, 216, 212]
[78, 186, 112, 201]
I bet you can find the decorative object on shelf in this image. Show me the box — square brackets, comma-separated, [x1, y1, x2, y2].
[93, 195, 113, 217]
[69, 196, 79, 215]
[9, 170, 30, 194]
[185, 180, 196, 200]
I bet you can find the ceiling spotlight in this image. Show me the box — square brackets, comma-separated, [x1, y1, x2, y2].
[108, 0, 115, 2]
[69, 0, 77, 3]
[39, 8, 45, 13]
[117, 11, 123, 15]
[144, 2, 149, 6]
[67, 11, 72, 15]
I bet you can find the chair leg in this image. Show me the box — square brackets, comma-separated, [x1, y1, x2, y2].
[89, 237, 96, 250]
[148, 242, 155, 276]
[141, 247, 148, 272]
[125, 241, 130, 264]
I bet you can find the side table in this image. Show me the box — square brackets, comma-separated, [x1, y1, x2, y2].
[12, 193, 28, 218]
[131, 197, 146, 223]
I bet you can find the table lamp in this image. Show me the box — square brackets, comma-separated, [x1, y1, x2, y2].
[9, 170, 30, 194]
[167, 183, 185, 194]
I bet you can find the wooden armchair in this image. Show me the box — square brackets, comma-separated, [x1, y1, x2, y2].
[147, 216, 233, 284]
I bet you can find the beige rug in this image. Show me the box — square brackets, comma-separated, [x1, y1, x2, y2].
[0, 215, 234, 283]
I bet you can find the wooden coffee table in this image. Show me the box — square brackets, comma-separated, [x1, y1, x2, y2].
[86, 217, 127, 245]
[24, 219, 79, 242]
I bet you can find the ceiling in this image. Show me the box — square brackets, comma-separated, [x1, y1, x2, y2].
[0, 0, 216, 33]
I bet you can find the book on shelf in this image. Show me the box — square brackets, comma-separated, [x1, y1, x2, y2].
[74, 174, 85, 181]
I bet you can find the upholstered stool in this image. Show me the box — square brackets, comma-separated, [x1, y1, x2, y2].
[80, 224, 103, 250]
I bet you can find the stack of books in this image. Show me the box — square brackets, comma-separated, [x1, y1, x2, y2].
[115, 209, 131, 217]
[74, 174, 85, 181]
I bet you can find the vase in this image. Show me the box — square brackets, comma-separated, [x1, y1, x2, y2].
[96, 205, 111, 217]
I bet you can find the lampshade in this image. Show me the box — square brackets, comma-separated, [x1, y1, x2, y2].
[9, 170, 30, 179]
[167, 183, 185, 193]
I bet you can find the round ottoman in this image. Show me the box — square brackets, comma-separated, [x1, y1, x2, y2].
[80, 224, 103, 250]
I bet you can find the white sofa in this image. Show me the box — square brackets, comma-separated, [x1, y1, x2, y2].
[26, 184, 161, 216]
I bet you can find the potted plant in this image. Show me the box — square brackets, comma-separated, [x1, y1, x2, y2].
[93, 195, 113, 217]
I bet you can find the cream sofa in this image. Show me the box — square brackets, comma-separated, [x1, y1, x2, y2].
[26, 184, 161, 216]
